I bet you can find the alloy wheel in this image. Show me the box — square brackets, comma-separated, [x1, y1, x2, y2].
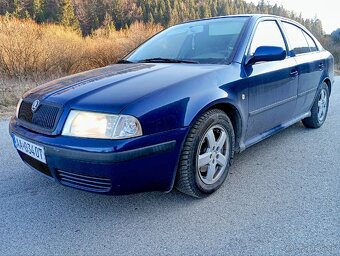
[196, 125, 229, 185]
[317, 88, 328, 122]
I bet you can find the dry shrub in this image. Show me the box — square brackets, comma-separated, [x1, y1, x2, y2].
[0, 17, 84, 80]
[80, 22, 163, 70]
[0, 17, 162, 81]
[0, 18, 162, 108]
[123, 22, 163, 51]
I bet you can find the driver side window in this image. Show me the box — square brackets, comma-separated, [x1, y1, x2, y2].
[250, 20, 286, 56]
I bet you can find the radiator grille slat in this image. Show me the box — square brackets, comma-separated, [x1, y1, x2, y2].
[57, 170, 112, 192]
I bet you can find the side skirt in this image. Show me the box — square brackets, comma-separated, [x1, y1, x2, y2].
[241, 112, 311, 151]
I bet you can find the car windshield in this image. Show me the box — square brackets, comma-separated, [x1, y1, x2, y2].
[125, 17, 249, 64]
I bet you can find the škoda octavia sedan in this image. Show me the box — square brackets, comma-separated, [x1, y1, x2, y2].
[10, 15, 334, 197]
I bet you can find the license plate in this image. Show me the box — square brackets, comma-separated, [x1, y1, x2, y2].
[13, 135, 46, 164]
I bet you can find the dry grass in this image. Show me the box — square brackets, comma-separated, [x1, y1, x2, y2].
[0, 105, 15, 119]
[0, 17, 162, 112]
[0, 79, 42, 119]
[0, 17, 162, 80]
[0, 18, 82, 80]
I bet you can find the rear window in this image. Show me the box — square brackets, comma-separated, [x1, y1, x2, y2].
[303, 31, 318, 52]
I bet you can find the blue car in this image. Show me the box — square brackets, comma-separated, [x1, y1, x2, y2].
[9, 15, 334, 197]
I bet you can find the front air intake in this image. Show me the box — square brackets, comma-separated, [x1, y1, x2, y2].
[57, 170, 112, 193]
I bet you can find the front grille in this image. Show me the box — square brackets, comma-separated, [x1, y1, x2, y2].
[57, 170, 112, 192]
[18, 100, 61, 132]
[18, 152, 52, 177]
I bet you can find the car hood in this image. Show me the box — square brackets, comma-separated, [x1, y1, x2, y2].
[24, 63, 227, 113]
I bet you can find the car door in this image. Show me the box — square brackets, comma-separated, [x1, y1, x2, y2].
[243, 19, 299, 145]
[281, 21, 325, 115]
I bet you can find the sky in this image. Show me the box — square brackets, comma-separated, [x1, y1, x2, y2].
[244, 0, 339, 34]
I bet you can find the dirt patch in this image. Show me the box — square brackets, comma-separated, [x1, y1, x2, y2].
[0, 78, 42, 106]
[0, 105, 15, 120]
[0, 79, 37, 120]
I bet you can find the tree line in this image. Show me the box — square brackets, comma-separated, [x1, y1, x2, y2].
[0, 0, 325, 37]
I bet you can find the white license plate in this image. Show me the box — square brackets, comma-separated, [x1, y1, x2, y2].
[14, 135, 46, 164]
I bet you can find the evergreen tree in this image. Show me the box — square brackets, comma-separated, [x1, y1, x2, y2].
[148, 11, 154, 24]
[311, 16, 323, 37]
[111, 0, 124, 29]
[41, 0, 59, 22]
[33, 0, 44, 22]
[12, 0, 22, 18]
[331, 28, 340, 42]
[0, 0, 327, 39]
[163, 0, 171, 26]
[59, 0, 80, 32]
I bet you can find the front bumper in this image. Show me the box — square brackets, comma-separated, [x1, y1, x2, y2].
[9, 117, 188, 195]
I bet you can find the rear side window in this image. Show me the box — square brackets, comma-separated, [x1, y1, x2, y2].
[282, 22, 310, 55]
[249, 20, 286, 55]
[303, 31, 318, 52]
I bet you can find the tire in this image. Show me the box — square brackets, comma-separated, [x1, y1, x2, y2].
[175, 109, 235, 198]
[302, 83, 330, 129]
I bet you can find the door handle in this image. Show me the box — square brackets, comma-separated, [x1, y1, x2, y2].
[290, 70, 299, 78]
[318, 63, 324, 70]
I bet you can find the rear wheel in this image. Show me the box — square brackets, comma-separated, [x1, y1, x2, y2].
[175, 109, 235, 198]
[302, 83, 329, 128]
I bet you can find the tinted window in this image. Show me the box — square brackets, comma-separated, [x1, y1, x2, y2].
[282, 22, 310, 55]
[126, 17, 249, 64]
[249, 20, 286, 55]
[303, 31, 318, 52]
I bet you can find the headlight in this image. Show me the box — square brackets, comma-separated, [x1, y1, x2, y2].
[16, 98, 23, 118]
[62, 110, 142, 139]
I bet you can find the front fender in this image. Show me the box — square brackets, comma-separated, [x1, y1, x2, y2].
[183, 83, 247, 128]
[182, 80, 249, 152]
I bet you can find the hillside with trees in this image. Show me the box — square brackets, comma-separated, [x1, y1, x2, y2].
[0, 0, 339, 113]
[0, 0, 324, 37]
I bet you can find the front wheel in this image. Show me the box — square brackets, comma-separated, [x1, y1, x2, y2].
[302, 83, 329, 129]
[175, 109, 235, 198]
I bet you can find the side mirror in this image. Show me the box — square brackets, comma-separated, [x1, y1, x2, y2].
[246, 46, 286, 66]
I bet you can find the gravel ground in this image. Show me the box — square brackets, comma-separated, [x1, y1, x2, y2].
[0, 77, 339, 256]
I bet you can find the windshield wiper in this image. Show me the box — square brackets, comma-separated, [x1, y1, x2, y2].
[117, 59, 134, 64]
[137, 58, 199, 64]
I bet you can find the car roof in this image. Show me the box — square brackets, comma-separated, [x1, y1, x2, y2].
[184, 14, 298, 24]
[183, 14, 313, 41]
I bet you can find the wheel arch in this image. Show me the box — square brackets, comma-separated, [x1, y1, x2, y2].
[188, 101, 244, 153]
[323, 78, 332, 96]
